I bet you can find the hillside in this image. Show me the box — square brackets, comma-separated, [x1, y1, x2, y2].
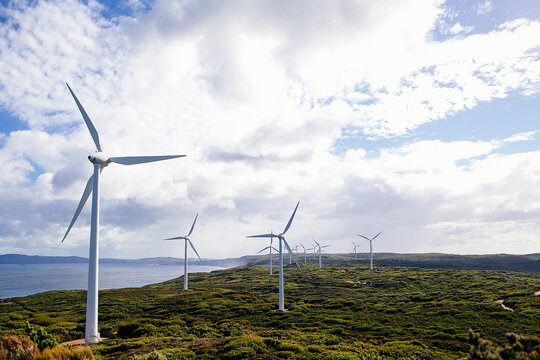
[2, 252, 539, 272]
[1, 261, 539, 359]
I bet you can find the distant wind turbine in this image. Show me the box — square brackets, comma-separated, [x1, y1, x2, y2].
[352, 241, 361, 259]
[248, 202, 302, 311]
[165, 213, 202, 290]
[357, 231, 383, 270]
[299, 244, 308, 263]
[258, 243, 278, 275]
[313, 239, 330, 268]
[61, 83, 185, 344]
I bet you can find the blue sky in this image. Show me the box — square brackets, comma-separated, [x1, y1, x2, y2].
[0, 0, 539, 258]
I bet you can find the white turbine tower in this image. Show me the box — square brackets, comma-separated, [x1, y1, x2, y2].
[352, 241, 361, 259]
[164, 213, 202, 290]
[357, 231, 383, 270]
[313, 239, 330, 268]
[258, 244, 278, 275]
[61, 83, 185, 344]
[247, 202, 302, 311]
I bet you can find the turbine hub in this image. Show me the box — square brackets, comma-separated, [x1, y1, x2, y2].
[88, 152, 110, 166]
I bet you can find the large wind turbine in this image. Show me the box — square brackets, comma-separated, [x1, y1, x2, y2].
[351, 241, 361, 259]
[164, 213, 202, 290]
[247, 202, 301, 311]
[258, 244, 278, 275]
[313, 239, 330, 268]
[61, 83, 185, 344]
[357, 231, 383, 270]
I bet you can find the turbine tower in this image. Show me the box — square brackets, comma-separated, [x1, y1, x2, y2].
[351, 241, 361, 259]
[62, 83, 185, 344]
[164, 213, 202, 290]
[247, 202, 301, 311]
[357, 231, 383, 270]
[258, 244, 278, 275]
[313, 239, 330, 268]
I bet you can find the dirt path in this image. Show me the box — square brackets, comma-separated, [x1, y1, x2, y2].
[60, 338, 108, 346]
[494, 299, 514, 312]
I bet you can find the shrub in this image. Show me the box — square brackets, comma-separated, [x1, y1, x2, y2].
[25, 322, 58, 350]
[468, 329, 540, 359]
[0, 334, 40, 360]
[160, 348, 196, 360]
[327, 351, 361, 360]
[132, 350, 166, 360]
[220, 335, 266, 360]
[39, 346, 94, 360]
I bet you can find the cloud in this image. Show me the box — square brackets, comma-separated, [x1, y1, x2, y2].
[476, 1, 493, 15]
[0, 0, 539, 258]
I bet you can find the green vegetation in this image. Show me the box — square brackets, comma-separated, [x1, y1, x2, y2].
[1, 260, 539, 359]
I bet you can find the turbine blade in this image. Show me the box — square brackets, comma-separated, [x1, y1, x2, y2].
[313, 239, 320, 247]
[247, 234, 276, 238]
[283, 238, 301, 271]
[188, 239, 201, 260]
[322, 245, 331, 248]
[257, 246, 271, 254]
[187, 213, 198, 237]
[372, 230, 383, 240]
[271, 246, 279, 252]
[110, 155, 186, 165]
[66, 83, 102, 152]
[356, 234, 371, 241]
[300, 244, 305, 250]
[282, 201, 299, 235]
[62, 174, 94, 242]
[164, 236, 186, 240]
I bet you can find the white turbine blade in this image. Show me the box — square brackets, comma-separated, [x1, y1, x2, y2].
[257, 246, 271, 254]
[321, 245, 331, 248]
[110, 155, 186, 165]
[186, 213, 198, 237]
[281, 201, 299, 235]
[62, 174, 94, 242]
[283, 238, 301, 271]
[66, 83, 102, 152]
[351, 241, 357, 246]
[300, 244, 305, 250]
[188, 239, 201, 260]
[313, 239, 320, 247]
[372, 230, 383, 240]
[271, 246, 279, 252]
[164, 236, 186, 240]
[247, 233, 276, 238]
[357, 234, 371, 241]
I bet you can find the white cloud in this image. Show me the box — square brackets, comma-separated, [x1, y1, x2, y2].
[0, 0, 539, 258]
[476, 1, 493, 15]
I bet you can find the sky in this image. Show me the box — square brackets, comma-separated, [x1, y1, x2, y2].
[0, 0, 539, 259]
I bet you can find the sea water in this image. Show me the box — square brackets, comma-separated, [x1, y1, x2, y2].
[0, 263, 223, 299]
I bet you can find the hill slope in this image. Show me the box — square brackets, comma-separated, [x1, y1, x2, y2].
[1, 262, 539, 359]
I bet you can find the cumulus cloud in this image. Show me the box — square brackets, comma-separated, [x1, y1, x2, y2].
[0, 0, 539, 258]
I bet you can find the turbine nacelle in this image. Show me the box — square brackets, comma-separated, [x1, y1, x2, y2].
[88, 152, 110, 166]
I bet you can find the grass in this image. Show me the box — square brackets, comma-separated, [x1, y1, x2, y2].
[1, 257, 539, 359]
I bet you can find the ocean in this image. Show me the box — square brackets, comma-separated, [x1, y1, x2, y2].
[0, 263, 223, 299]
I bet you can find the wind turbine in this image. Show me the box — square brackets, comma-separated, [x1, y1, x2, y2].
[61, 83, 185, 344]
[164, 213, 201, 290]
[258, 244, 279, 275]
[313, 239, 330, 268]
[357, 231, 383, 270]
[299, 244, 308, 263]
[247, 202, 301, 311]
[351, 241, 361, 259]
